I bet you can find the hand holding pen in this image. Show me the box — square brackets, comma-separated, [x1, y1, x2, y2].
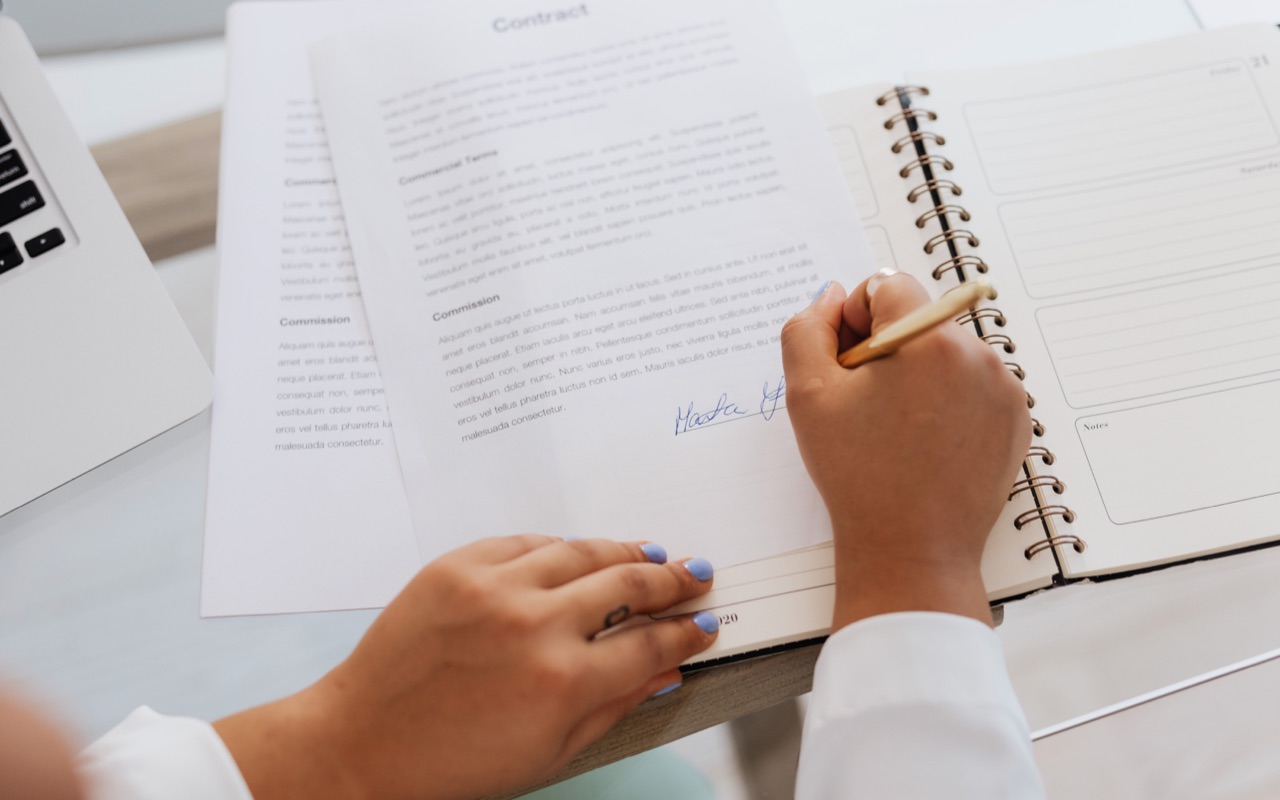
[781, 270, 1030, 630]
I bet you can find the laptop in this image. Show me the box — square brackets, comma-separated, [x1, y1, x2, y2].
[2, 0, 231, 55]
[0, 15, 212, 515]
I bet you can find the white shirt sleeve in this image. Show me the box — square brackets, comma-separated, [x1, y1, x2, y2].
[76, 707, 254, 800]
[796, 612, 1046, 799]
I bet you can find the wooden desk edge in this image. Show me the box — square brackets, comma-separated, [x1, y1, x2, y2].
[92, 110, 222, 262]
[491, 643, 822, 798]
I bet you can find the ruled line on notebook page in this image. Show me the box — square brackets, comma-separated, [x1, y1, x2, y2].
[999, 157, 1280, 298]
[1035, 263, 1280, 408]
[962, 61, 1279, 195]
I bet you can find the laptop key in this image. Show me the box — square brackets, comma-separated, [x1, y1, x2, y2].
[0, 118, 10, 149]
[25, 228, 65, 258]
[0, 181, 44, 227]
[0, 245, 23, 275]
[0, 149, 28, 188]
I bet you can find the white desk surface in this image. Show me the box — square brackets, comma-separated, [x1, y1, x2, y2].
[1034, 651, 1280, 796]
[5, 1, 1280, 795]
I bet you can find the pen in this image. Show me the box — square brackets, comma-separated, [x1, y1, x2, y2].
[836, 280, 998, 369]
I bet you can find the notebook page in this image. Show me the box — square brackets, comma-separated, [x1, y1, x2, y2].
[309, 0, 880, 570]
[203, 2, 421, 616]
[914, 24, 1280, 576]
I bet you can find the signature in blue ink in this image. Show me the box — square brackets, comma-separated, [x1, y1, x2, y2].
[673, 376, 788, 436]
[674, 392, 747, 436]
[759, 376, 786, 421]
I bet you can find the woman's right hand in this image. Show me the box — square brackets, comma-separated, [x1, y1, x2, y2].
[781, 272, 1032, 630]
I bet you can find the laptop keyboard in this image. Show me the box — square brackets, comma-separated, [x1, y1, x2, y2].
[0, 109, 68, 277]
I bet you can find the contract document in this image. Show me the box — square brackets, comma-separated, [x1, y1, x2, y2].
[311, 0, 876, 566]
[203, 2, 421, 616]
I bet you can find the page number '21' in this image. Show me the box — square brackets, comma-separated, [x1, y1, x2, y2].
[1252, 54, 1271, 68]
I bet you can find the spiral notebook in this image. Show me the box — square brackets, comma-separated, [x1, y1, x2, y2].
[675, 22, 1280, 663]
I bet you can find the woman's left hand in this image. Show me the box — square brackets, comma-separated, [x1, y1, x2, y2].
[214, 534, 719, 800]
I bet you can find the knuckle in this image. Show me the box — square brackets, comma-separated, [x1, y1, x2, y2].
[518, 533, 556, 551]
[616, 563, 654, 598]
[455, 575, 498, 613]
[784, 374, 830, 411]
[561, 538, 596, 567]
[574, 538, 632, 571]
[635, 625, 672, 673]
[532, 651, 581, 692]
[493, 600, 547, 637]
[602, 538, 640, 565]
[779, 314, 807, 345]
[779, 318, 824, 363]
[923, 326, 972, 362]
[437, 569, 545, 633]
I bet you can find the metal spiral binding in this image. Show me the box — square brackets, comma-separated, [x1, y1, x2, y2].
[879, 84, 1081, 563]
[915, 204, 970, 228]
[1026, 535, 1086, 557]
[884, 108, 938, 130]
[1027, 445, 1055, 465]
[899, 154, 954, 178]
[876, 85, 930, 105]
[1016, 506, 1078, 530]
[924, 229, 979, 254]
[1009, 475, 1064, 500]
[907, 179, 961, 203]
[955, 307, 1005, 327]
[982, 333, 1016, 353]
[892, 130, 946, 153]
[932, 255, 988, 280]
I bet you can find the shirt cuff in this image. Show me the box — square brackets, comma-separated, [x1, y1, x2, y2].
[806, 611, 1030, 732]
[77, 707, 254, 800]
[797, 612, 1045, 799]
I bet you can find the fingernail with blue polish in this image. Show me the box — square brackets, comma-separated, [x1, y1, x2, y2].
[808, 280, 832, 306]
[683, 557, 714, 582]
[692, 610, 720, 634]
[641, 543, 668, 564]
[652, 682, 681, 698]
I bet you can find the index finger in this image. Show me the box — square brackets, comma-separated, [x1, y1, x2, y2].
[780, 280, 848, 387]
[505, 537, 663, 588]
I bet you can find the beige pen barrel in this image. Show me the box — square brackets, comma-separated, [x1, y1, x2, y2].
[836, 280, 998, 369]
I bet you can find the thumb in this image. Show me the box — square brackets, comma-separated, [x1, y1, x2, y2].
[781, 280, 848, 384]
